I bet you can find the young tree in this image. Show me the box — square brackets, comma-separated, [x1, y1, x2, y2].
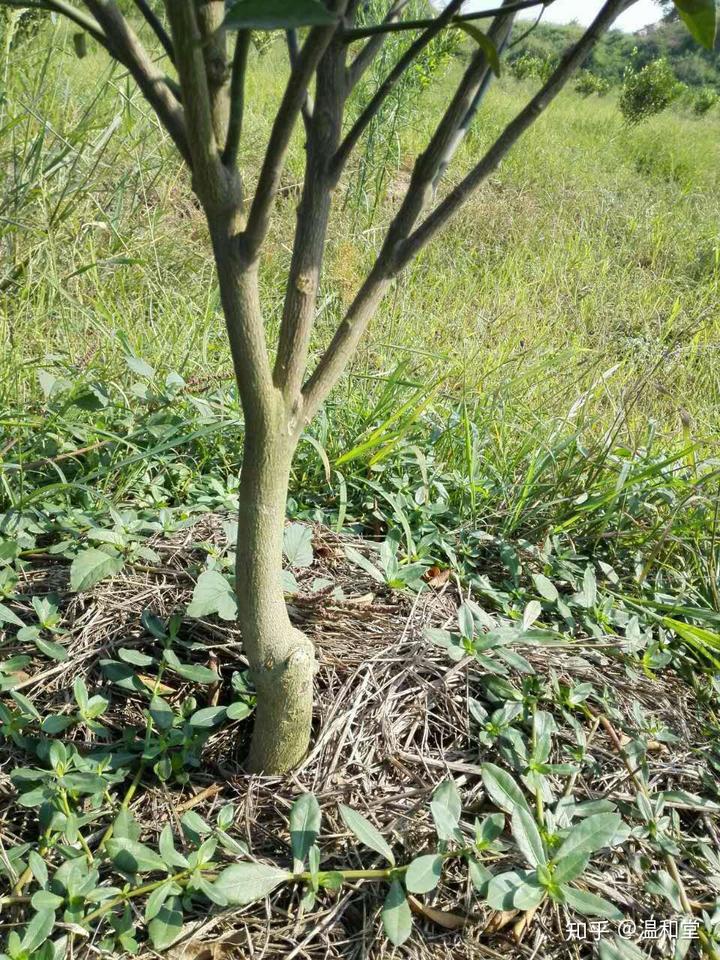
[0, 0, 713, 772]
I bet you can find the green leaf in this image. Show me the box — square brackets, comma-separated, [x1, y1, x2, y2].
[118, 647, 155, 667]
[475, 812, 505, 848]
[31, 890, 63, 911]
[181, 810, 212, 842]
[486, 870, 542, 910]
[227, 700, 253, 721]
[187, 570, 237, 621]
[468, 858, 492, 895]
[213, 862, 291, 905]
[645, 869, 684, 911]
[189, 706, 227, 728]
[455, 21, 500, 75]
[283, 523, 314, 568]
[344, 545, 385, 583]
[290, 793, 321, 871]
[430, 779, 462, 841]
[148, 894, 183, 950]
[33, 635, 69, 661]
[457, 603, 475, 640]
[575, 565, 597, 608]
[338, 804, 395, 865]
[563, 886, 622, 919]
[10, 690, 41, 720]
[106, 838, 169, 875]
[70, 548, 124, 591]
[513, 877, 546, 910]
[20, 909, 55, 953]
[144, 880, 173, 924]
[552, 851, 590, 886]
[225, 0, 337, 30]
[532, 573, 559, 602]
[72, 677, 88, 711]
[163, 649, 219, 684]
[673, 0, 717, 49]
[554, 813, 621, 863]
[0, 602, 24, 627]
[481, 763, 531, 815]
[141, 610, 169, 640]
[522, 600, 542, 630]
[28, 850, 49, 887]
[424, 626, 465, 661]
[511, 806, 546, 868]
[113, 808, 141, 841]
[405, 854, 443, 894]
[194, 875, 229, 906]
[149, 696, 175, 731]
[381, 879, 412, 946]
[159, 825, 190, 869]
[663, 617, 720, 669]
[126, 354, 155, 380]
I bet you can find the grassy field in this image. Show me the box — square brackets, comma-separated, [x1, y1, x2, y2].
[3, 25, 720, 430]
[2, 24, 719, 595]
[3, 17, 720, 959]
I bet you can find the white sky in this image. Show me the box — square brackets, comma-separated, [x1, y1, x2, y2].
[467, 1, 661, 32]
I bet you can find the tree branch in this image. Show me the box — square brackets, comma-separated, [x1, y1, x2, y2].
[368, 5, 515, 264]
[302, 0, 633, 419]
[342, 0, 553, 41]
[346, 0, 409, 91]
[301, 263, 392, 424]
[431, 13, 516, 193]
[163, 0, 222, 198]
[223, 30, 250, 168]
[82, 0, 189, 162]
[133, 0, 174, 64]
[286, 29, 314, 133]
[332, 0, 464, 180]
[396, 0, 634, 270]
[273, 29, 348, 404]
[195, 0, 231, 149]
[242, 24, 337, 261]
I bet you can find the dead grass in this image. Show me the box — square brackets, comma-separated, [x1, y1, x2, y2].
[1, 517, 715, 959]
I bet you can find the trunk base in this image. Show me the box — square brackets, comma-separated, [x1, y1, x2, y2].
[246, 627, 316, 774]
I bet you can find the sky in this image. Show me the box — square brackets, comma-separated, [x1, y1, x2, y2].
[468, 1, 662, 32]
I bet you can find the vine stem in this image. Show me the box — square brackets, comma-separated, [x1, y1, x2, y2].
[295, 847, 471, 884]
[80, 858, 434, 929]
[590, 709, 720, 960]
[81, 871, 191, 926]
[96, 663, 166, 851]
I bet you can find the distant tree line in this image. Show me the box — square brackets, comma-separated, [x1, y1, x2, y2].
[507, 8, 720, 90]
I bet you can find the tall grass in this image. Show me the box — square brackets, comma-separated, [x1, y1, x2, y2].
[1, 22, 719, 617]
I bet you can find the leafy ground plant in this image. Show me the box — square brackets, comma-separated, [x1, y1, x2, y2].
[2, 519, 720, 956]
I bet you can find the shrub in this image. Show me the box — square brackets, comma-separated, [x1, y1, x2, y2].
[508, 53, 557, 84]
[692, 86, 719, 115]
[574, 70, 610, 97]
[619, 58, 683, 124]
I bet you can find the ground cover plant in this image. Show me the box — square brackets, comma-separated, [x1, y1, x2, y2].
[2, 0, 704, 775]
[1, 0, 720, 957]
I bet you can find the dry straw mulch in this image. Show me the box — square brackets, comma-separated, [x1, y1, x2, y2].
[1, 516, 713, 960]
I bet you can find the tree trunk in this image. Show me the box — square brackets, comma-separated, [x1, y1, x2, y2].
[208, 212, 317, 774]
[235, 425, 317, 773]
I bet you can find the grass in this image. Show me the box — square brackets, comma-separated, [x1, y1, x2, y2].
[1, 23, 719, 615]
[2, 18, 720, 959]
[0, 23, 717, 672]
[2, 26, 719, 433]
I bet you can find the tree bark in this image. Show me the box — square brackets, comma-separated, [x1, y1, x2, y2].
[208, 211, 316, 774]
[235, 424, 316, 773]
